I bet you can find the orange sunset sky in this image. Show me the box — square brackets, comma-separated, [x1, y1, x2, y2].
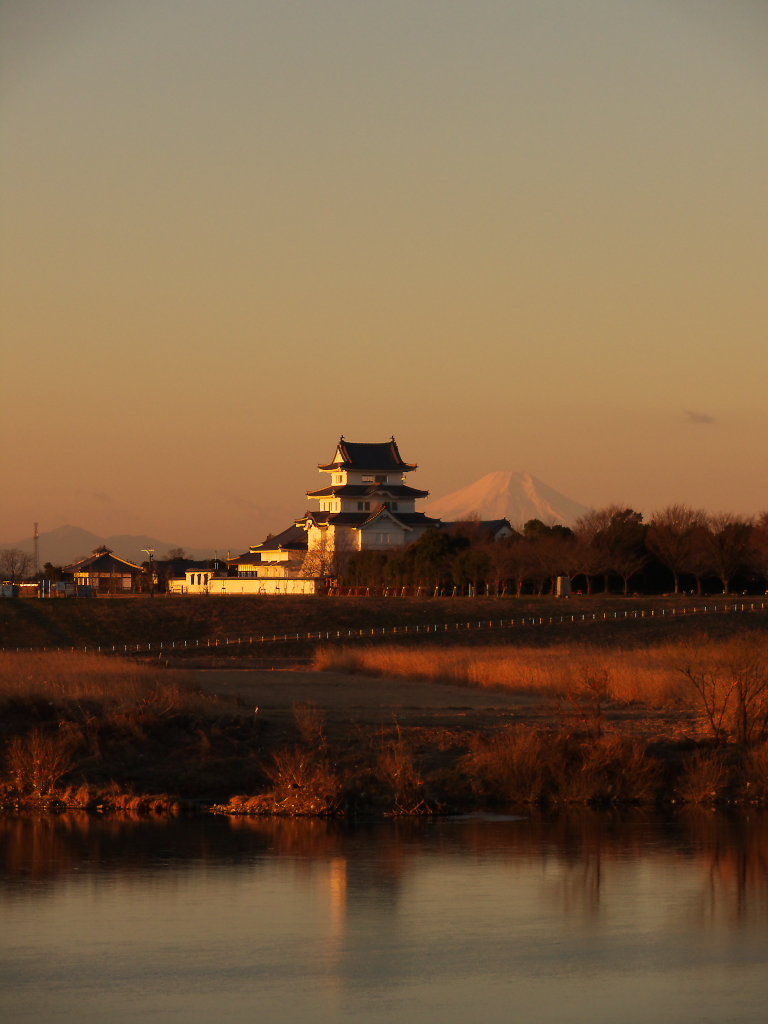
[3, 1, 768, 549]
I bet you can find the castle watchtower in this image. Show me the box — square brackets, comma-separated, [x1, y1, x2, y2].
[298, 437, 439, 554]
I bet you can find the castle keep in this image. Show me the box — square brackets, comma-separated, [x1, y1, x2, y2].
[298, 437, 439, 555]
[169, 437, 439, 594]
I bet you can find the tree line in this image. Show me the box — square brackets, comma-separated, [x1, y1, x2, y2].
[341, 506, 768, 596]
[5, 507, 768, 596]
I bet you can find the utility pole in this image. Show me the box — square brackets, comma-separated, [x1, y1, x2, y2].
[33, 523, 39, 576]
[142, 549, 155, 598]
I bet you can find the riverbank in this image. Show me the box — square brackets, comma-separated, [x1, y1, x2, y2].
[3, 643, 768, 815]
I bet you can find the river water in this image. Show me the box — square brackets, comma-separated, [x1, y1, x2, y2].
[1, 811, 767, 1024]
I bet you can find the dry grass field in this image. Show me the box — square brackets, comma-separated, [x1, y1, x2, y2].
[314, 643, 690, 704]
[0, 650, 209, 705]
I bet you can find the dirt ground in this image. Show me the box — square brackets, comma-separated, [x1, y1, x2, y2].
[189, 667, 703, 742]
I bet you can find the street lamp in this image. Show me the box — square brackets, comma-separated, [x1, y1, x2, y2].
[141, 549, 155, 598]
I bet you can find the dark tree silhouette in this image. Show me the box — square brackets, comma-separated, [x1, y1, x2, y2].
[646, 505, 707, 593]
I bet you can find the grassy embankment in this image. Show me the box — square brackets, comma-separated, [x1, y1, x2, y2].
[2, 593, 767, 658]
[4, 628, 768, 814]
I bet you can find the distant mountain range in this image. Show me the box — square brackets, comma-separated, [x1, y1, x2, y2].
[0, 525, 220, 567]
[423, 471, 590, 528]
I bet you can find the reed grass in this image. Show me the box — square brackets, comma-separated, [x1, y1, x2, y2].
[0, 651, 253, 809]
[0, 650, 225, 712]
[461, 729, 663, 805]
[315, 643, 690, 704]
[216, 748, 343, 816]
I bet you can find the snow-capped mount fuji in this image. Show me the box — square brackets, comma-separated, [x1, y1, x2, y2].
[423, 472, 590, 529]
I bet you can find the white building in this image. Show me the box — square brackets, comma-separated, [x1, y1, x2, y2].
[168, 437, 444, 594]
[167, 525, 314, 594]
[297, 437, 440, 561]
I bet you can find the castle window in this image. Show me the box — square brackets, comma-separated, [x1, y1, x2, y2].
[358, 502, 370, 511]
[391, 503, 398, 511]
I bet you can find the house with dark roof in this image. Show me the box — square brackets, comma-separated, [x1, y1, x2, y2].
[61, 546, 143, 593]
[439, 519, 516, 542]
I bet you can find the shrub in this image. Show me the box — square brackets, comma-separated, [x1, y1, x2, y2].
[552, 736, 661, 805]
[462, 729, 660, 807]
[5, 729, 75, 799]
[293, 701, 325, 748]
[677, 750, 731, 804]
[376, 735, 425, 811]
[462, 729, 550, 804]
[236, 747, 343, 816]
[740, 743, 768, 803]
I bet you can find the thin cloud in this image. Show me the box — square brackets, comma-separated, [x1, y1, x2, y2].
[92, 491, 114, 503]
[683, 409, 716, 425]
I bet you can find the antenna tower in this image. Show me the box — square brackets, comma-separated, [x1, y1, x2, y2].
[33, 523, 39, 575]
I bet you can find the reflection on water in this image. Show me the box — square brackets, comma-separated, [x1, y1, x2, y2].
[2, 811, 768, 1023]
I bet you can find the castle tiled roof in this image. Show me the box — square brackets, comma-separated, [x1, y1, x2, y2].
[318, 437, 417, 473]
[244, 524, 308, 558]
[306, 483, 429, 499]
[298, 507, 440, 531]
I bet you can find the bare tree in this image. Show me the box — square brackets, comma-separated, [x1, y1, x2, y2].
[594, 508, 646, 595]
[726, 637, 768, 745]
[494, 539, 534, 596]
[567, 536, 609, 595]
[487, 538, 523, 596]
[646, 505, 707, 593]
[524, 536, 574, 595]
[573, 507, 619, 593]
[452, 546, 493, 595]
[705, 513, 754, 594]
[0, 548, 33, 584]
[6, 729, 75, 797]
[301, 534, 335, 578]
[611, 549, 648, 596]
[302, 530, 355, 580]
[750, 512, 768, 587]
[574, 507, 614, 540]
[674, 635, 768, 745]
[680, 524, 715, 595]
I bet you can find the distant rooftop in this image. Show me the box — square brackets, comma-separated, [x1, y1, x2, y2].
[439, 519, 516, 537]
[61, 547, 143, 573]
